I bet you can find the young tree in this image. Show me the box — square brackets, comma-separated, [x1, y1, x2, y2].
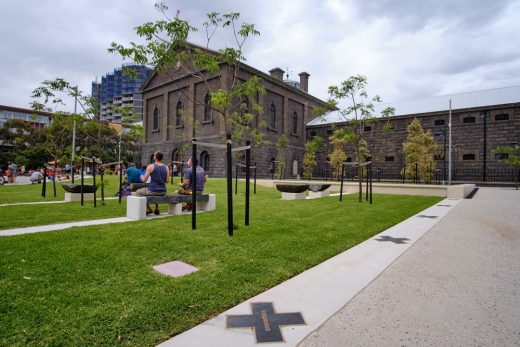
[275, 135, 288, 179]
[108, 5, 266, 148]
[303, 136, 323, 179]
[327, 75, 395, 202]
[402, 118, 437, 183]
[493, 145, 520, 189]
[328, 127, 351, 180]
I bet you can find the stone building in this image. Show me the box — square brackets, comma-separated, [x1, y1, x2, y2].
[140, 52, 329, 178]
[307, 85, 520, 183]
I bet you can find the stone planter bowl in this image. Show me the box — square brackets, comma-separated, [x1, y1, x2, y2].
[62, 183, 98, 194]
[275, 184, 309, 193]
[308, 184, 331, 192]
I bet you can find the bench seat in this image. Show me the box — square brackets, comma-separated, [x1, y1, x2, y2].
[127, 194, 216, 220]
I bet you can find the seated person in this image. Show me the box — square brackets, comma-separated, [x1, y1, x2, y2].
[125, 162, 141, 184]
[176, 157, 207, 210]
[139, 165, 150, 183]
[30, 169, 44, 184]
[135, 152, 170, 215]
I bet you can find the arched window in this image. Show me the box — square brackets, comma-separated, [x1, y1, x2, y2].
[153, 106, 159, 130]
[269, 103, 276, 129]
[200, 151, 210, 172]
[175, 101, 183, 128]
[204, 93, 212, 122]
[291, 112, 298, 135]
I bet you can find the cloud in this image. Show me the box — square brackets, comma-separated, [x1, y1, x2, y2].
[0, 0, 519, 112]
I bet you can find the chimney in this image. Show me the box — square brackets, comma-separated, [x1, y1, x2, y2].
[269, 67, 285, 80]
[299, 72, 310, 92]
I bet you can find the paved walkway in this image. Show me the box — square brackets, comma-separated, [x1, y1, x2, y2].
[158, 187, 520, 346]
[300, 187, 520, 346]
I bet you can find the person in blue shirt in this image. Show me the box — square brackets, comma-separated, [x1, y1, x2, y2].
[125, 163, 141, 184]
[176, 157, 207, 210]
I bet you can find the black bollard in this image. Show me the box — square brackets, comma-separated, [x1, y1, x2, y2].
[226, 134, 233, 236]
[92, 157, 97, 208]
[369, 163, 373, 204]
[81, 158, 85, 206]
[245, 140, 251, 226]
[118, 161, 123, 204]
[192, 139, 197, 230]
[42, 167, 47, 197]
[339, 163, 345, 202]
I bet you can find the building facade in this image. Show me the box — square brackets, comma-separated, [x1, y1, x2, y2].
[140, 58, 329, 178]
[92, 64, 152, 123]
[307, 86, 520, 183]
[0, 104, 52, 130]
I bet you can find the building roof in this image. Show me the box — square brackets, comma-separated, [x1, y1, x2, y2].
[307, 85, 520, 127]
[0, 104, 52, 117]
[140, 42, 329, 107]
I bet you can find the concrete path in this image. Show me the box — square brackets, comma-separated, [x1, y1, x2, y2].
[300, 187, 520, 346]
[0, 217, 134, 236]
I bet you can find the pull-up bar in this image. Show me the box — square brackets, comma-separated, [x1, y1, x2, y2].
[190, 136, 252, 235]
[339, 161, 373, 204]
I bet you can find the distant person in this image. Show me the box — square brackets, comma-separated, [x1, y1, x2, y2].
[30, 169, 44, 184]
[175, 157, 207, 211]
[9, 162, 17, 183]
[139, 165, 150, 183]
[135, 152, 170, 215]
[125, 163, 140, 184]
[172, 163, 178, 176]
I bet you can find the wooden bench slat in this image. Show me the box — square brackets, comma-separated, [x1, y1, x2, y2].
[145, 194, 209, 204]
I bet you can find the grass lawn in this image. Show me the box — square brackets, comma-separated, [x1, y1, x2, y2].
[0, 179, 442, 346]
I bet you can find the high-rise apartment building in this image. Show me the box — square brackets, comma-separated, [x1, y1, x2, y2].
[92, 64, 152, 122]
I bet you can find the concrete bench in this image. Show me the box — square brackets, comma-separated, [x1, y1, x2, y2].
[126, 194, 216, 220]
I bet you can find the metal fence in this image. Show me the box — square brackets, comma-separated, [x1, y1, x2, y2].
[308, 164, 519, 184]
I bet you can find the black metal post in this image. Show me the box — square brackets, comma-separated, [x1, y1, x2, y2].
[52, 165, 56, 197]
[253, 164, 257, 194]
[369, 163, 373, 204]
[170, 162, 174, 184]
[365, 164, 369, 201]
[118, 161, 123, 204]
[42, 167, 47, 197]
[482, 111, 487, 182]
[92, 157, 97, 208]
[339, 163, 345, 202]
[443, 124, 447, 184]
[226, 134, 233, 236]
[235, 164, 238, 195]
[245, 140, 250, 226]
[81, 158, 85, 206]
[180, 162, 184, 183]
[192, 139, 197, 230]
[71, 159, 75, 183]
[101, 171, 105, 205]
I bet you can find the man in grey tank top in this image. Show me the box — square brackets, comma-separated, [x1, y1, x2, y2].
[135, 151, 170, 215]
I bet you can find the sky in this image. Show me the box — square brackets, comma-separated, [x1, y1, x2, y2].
[1, 0, 520, 113]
